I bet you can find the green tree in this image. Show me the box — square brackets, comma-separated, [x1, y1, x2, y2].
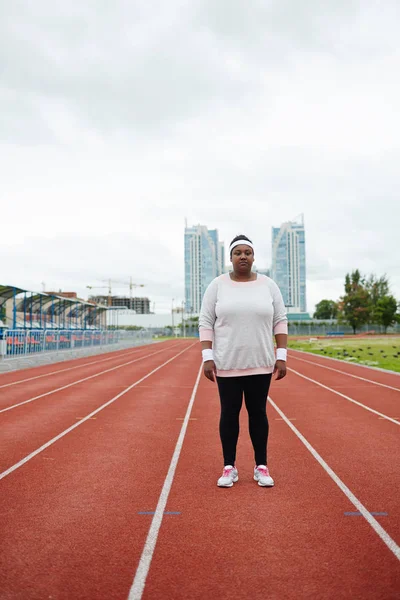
[365, 274, 390, 321]
[396, 303, 400, 324]
[186, 316, 199, 325]
[365, 274, 389, 302]
[313, 299, 338, 319]
[374, 295, 398, 333]
[339, 270, 371, 334]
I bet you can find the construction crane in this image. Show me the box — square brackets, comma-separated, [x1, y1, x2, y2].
[86, 277, 145, 308]
[86, 284, 112, 306]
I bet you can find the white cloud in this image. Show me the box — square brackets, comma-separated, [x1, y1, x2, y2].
[1, 0, 399, 315]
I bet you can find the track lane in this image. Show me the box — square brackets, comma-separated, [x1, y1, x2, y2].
[269, 369, 400, 544]
[289, 348, 400, 388]
[286, 351, 400, 425]
[0, 341, 193, 472]
[0, 345, 202, 600]
[0, 341, 180, 410]
[269, 395, 400, 558]
[2, 343, 399, 599]
[288, 366, 400, 425]
[290, 352, 400, 392]
[140, 375, 400, 600]
[0, 342, 158, 388]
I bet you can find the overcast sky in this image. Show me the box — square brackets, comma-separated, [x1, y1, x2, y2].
[1, 0, 399, 315]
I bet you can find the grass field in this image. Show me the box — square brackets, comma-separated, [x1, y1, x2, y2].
[288, 336, 400, 372]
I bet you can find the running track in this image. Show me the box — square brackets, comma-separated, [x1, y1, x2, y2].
[0, 341, 399, 599]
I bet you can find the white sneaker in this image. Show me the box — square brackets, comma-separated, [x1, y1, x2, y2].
[254, 465, 274, 487]
[217, 465, 239, 487]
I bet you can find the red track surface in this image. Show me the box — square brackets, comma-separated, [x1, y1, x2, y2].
[1, 341, 399, 599]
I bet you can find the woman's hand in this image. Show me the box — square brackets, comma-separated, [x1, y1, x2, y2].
[204, 360, 217, 382]
[273, 360, 287, 380]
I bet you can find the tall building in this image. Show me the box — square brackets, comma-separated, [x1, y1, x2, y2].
[218, 242, 225, 276]
[271, 215, 306, 313]
[185, 224, 224, 314]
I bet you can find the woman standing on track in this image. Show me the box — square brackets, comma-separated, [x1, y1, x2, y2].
[199, 234, 288, 488]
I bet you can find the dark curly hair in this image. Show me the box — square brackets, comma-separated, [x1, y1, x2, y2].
[229, 234, 253, 257]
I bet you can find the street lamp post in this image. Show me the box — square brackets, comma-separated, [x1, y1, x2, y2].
[171, 298, 174, 337]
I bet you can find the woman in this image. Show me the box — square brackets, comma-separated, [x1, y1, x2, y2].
[199, 234, 288, 488]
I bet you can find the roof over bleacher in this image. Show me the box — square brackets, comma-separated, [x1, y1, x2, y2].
[0, 285, 25, 307]
[0, 284, 108, 329]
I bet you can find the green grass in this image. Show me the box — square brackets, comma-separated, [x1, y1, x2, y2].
[288, 336, 400, 372]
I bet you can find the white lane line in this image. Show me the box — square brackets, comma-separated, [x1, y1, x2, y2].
[0, 346, 143, 389]
[0, 345, 195, 481]
[268, 395, 400, 561]
[288, 367, 400, 426]
[0, 342, 190, 415]
[128, 363, 202, 600]
[0, 341, 177, 389]
[289, 352, 400, 392]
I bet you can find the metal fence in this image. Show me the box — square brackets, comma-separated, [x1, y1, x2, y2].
[147, 322, 400, 339]
[287, 322, 400, 337]
[0, 329, 151, 360]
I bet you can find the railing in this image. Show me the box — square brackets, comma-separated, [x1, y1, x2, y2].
[287, 323, 400, 336]
[0, 329, 151, 360]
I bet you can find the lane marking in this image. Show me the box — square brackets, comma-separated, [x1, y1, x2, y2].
[0, 345, 196, 482]
[330, 385, 380, 389]
[0, 348, 143, 390]
[378, 417, 400, 420]
[268, 396, 400, 561]
[137, 512, 181, 515]
[288, 367, 400, 426]
[128, 363, 203, 600]
[275, 418, 296, 421]
[289, 351, 400, 391]
[0, 342, 192, 415]
[344, 512, 388, 517]
[0, 343, 173, 389]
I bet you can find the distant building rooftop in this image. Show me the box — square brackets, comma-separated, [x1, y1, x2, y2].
[287, 313, 311, 321]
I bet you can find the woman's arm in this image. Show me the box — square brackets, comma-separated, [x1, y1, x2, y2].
[274, 332, 287, 380]
[201, 340, 217, 381]
[271, 282, 288, 380]
[199, 279, 218, 381]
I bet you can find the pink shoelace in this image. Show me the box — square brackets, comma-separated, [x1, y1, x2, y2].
[257, 466, 270, 476]
[222, 467, 234, 477]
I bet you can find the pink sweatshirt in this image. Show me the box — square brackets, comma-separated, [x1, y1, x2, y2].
[199, 273, 288, 377]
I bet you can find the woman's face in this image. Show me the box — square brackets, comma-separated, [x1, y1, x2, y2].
[231, 244, 254, 273]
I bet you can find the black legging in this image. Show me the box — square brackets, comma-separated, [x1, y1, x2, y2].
[216, 374, 272, 467]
